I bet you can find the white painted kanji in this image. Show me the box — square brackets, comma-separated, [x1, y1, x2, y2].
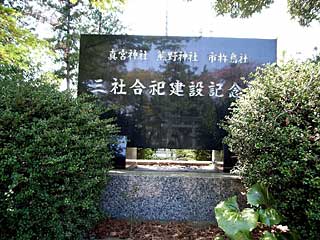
[238, 53, 248, 63]
[127, 49, 133, 60]
[139, 50, 147, 60]
[132, 49, 139, 60]
[149, 80, 166, 96]
[208, 52, 249, 64]
[108, 49, 148, 61]
[157, 51, 166, 61]
[182, 52, 189, 61]
[129, 79, 146, 95]
[156, 51, 198, 62]
[110, 78, 127, 95]
[208, 52, 218, 63]
[177, 52, 184, 62]
[189, 81, 204, 97]
[230, 52, 238, 63]
[108, 49, 117, 60]
[228, 82, 243, 98]
[188, 51, 198, 62]
[218, 52, 228, 63]
[172, 52, 179, 61]
[119, 49, 127, 60]
[208, 81, 224, 97]
[169, 80, 185, 96]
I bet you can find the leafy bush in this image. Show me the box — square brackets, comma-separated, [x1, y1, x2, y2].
[137, 148, 156, 159]
[0, 78, 118, 239]
[223, 61, 320, 239]
[214, 183, 295, 240]
[176, 149, 212, 161]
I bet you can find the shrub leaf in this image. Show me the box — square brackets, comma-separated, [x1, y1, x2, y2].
[247, 183, 272, 207]
[215, 196, 258, 239]
[258, 208, 282, 226]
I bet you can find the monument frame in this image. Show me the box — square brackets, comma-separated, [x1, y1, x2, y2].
[78, 34, 277, 170]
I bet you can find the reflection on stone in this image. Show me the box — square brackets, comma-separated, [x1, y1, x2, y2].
[79, 35, 277, 150]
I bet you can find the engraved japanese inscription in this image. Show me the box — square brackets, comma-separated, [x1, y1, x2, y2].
[78, 35, 276, 150]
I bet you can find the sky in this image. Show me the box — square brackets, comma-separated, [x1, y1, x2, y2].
[119, 0, 320, 61]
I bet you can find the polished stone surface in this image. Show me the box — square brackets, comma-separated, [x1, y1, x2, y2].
[101, 170, 245, 223]
[79, 35, 277, 150]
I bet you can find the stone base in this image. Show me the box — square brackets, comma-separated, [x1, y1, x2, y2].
[101, 170, 245, 223]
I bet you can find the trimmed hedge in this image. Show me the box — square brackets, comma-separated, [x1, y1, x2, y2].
[0, 78, 118, 239]
[223, 61, 320, 239]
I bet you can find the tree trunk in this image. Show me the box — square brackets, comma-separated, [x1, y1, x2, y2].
[98, 11, 102, 33]
[66, 0, 71, 90]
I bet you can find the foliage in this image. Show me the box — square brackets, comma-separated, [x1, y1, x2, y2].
[213, 0, 273, 19]
[214, 183, 294, 240]
[194, 149, 212, 161]
[175, 149, 212, 161]
[0, 5, 44, 69]
[223, 61, 320, 239]
[0, 77, 118, 239]
[212, 0, 320, 26]
[137, 148, 156, 159]
[44, 0, 124, 88]
[215, 196, 259, 239]
[0, 63, 27, 82]
[136, 148, 212, 161]
[0, 2, 57, 85]
[1, 0, 125, 88]
[71, 0, 125, 9]
[287, 0, 320, 26]
[176, 149, 196, 160]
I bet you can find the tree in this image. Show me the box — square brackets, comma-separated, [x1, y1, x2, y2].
[0, 4, 44, 70]
[0, 2, 53, 85]
[43, 0, 124, 89]
[1, 0, 124, 88]
[212, 0, 320, 26]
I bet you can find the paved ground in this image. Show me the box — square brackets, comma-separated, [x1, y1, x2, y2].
[126, 160, 218, 173]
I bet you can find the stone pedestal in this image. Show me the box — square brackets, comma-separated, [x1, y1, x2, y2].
[102, 170, 245, 223]
[126, 147, 137, 160]
[212, 150, 224, 171]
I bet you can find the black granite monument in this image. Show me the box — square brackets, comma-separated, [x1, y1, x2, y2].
[78, 35, 276, 169]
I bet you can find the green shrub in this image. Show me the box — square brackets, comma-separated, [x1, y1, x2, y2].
[176, 149, 196, 160]
[0, 78, 118, 239]
[137, 148, 156, 159]
[194, 150, 212, 161]
[223, 61, 320, 239]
